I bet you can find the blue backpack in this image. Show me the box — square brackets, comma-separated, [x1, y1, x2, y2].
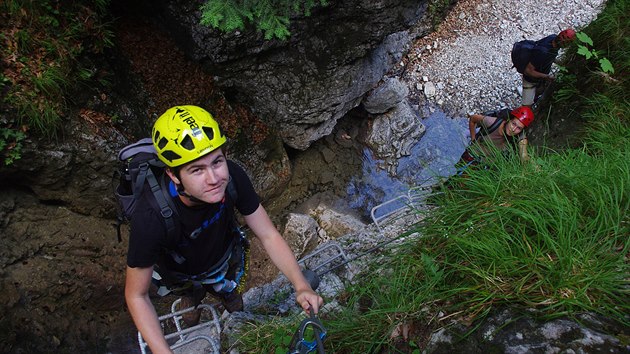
[511, 40, 539, 74]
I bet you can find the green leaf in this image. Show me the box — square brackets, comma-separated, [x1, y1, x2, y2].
[576, 32, 593, 46]
[599, 58, 614, 74]
[577, 45, 593, 59]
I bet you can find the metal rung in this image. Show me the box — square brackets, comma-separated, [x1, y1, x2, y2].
[370, 194, 414, 232]
[138, 299, 222, 354]
[407, 186, 436, 205]
[298, 241, 349, 274]
[370, 181, 442, 233]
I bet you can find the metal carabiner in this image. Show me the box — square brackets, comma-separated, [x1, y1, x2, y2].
[288, 306, 326, 354]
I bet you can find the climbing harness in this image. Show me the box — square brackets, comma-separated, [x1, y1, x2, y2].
[152, 226, 250, 298]
[288, 306, 327, 354]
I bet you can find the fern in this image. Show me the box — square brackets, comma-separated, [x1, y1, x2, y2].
[199, 0, 329, 40]
[200, 0, 245, 31]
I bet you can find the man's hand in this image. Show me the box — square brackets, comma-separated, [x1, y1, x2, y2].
[296, 288, 324, 314]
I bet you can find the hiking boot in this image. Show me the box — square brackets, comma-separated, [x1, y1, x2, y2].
[220, 291, 243, 313]
[179, 296, 201, 327]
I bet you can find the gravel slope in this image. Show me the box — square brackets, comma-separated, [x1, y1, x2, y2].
[402, 0, 606, 116]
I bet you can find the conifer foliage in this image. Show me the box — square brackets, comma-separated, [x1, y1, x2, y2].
[200, 0, 329, 40]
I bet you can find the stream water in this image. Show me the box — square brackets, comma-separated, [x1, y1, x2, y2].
[347, 108, 468, 220]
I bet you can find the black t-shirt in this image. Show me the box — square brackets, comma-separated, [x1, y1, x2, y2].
[126, 160, 260, 275]
[524, 34, 559, 82]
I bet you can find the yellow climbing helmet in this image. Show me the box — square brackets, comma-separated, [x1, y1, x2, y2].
[152, 105, 227, 167]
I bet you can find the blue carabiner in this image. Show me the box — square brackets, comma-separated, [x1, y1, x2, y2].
[288, 306, 326, 354]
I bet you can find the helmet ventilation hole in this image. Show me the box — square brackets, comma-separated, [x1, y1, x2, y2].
[162, 151, 181, 163]
[157, 137, 168, 150]
[203, 127, 215, 141]
[181, 135, 195, 150]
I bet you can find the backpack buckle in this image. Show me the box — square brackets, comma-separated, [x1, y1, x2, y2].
[161, 207, 173, 218]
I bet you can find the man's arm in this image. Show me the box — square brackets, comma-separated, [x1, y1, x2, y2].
[125, 266, 173, 354]
[518, 138, 530, 162]
[467, 114, 484, 141]
[244, 204, 323, 313]
[523, 62, 554, 81]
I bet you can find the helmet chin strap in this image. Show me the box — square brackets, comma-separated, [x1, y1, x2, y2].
[167, 168, 205, 205]
[177, 185, 205, 204]
[174, 180, 206, 205]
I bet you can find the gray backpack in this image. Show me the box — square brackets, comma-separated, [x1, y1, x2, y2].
[114, 138, 178, 243]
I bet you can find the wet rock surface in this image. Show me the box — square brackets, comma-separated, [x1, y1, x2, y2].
[0, 190, 129, 353]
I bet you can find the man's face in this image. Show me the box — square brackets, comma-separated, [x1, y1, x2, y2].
[506, 118, 526, 137]
[558, 38, 574, 48]
[174, 149, 229, 204]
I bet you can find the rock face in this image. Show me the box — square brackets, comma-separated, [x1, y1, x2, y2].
[281, 213, 320, 260]
[363, 77, 426, 175]
[151, 0, 429, 150]
[424, 308, 629, 353]
[0, 119, 126, 218]
[363, 77, 409, 114]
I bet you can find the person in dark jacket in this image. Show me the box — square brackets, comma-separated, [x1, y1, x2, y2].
[521, 28, 577, 106]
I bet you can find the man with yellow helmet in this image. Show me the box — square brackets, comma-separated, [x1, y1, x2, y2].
[124, 105, 323, 353]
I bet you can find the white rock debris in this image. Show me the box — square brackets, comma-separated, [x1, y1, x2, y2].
[404, 0, 606, 116]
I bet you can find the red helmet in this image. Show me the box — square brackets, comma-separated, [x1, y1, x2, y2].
[510, 106, 534, 127]
[558, 29, 576, 42]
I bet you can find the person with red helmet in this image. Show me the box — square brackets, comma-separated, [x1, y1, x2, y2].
[460, 106, 535, 166]
[517, 28, 577, 106]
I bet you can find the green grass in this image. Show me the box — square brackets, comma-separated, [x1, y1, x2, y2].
[234, 315, 304, 353]
[237, 0, 629, 352]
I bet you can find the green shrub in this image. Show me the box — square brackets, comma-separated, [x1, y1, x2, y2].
[199, 0, 329, 40]
[0, 0, 113, 163]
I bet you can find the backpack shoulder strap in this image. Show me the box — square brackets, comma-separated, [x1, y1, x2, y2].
[154, 175, 186, 264]
[226, 175, 238, 204]
[475, 116, 504, 140]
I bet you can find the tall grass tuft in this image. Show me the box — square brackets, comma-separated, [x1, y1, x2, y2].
[433, 143, 628, 314]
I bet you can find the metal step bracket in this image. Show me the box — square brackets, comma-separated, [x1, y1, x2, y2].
[371, 186, 436, 234]
[138, 298, 222, 354]
[370, 194, 414, 233]
[298, 241, 349, 275]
